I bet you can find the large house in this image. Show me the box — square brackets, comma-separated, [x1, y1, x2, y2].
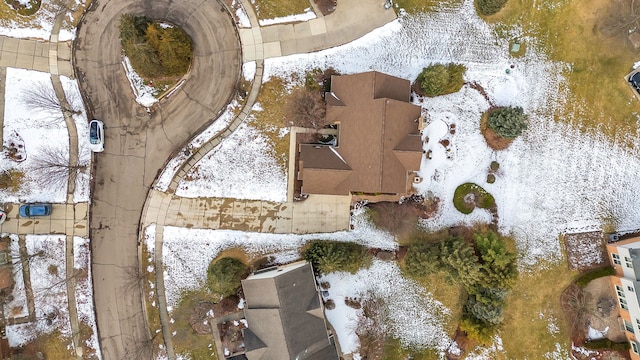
[241, 261, 339, 360]
[297, 71, 423, 201]
[606, 236, 640, 359]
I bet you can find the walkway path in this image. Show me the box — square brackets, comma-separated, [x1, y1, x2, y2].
[239, 0, 396, 61]
[137, 1, 395, 359]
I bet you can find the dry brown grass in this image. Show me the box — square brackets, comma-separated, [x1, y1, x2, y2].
[249, 77, 291, 171]
[486, 0, 640, 139]
[499, 261, 577, 359]
[251, 0, 311, 20]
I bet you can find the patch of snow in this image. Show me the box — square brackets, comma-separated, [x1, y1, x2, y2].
[175, 123, 287, 202]
[74, 236, 101, 358]
[543, 342, 571, 360]
[121, 56, 159, 108]
[1, 68, 68, 203]
[320, 260, 450, 354]
[160, 208, 396, 307]
[4, 234, 27, 319]
[7, 235, 70, 347]
[466, 335, 505, 360]
[154, 100, 240, 191]
[234, 1, 251, 28]
[60, 75, 91, 203]
[258, 7, 316, 26]
[243, 61, 257, 81]
[237, 298, 245, 309]
[572, 342, 598, 356]
[587, 325, 608, 340]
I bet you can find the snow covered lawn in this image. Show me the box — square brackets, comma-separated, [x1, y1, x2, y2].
[1, 67, 90, 204]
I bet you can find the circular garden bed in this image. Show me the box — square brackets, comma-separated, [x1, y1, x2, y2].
[453, 182, 496, 214]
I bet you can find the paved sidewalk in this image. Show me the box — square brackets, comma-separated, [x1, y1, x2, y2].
[0, 203, 89, 237]
[0, 36, 73, 77]
[239, 0, 396, 61]
[144, 190, 351, 234]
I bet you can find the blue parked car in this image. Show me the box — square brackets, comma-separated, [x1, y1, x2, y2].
[19, 204, 52, 217]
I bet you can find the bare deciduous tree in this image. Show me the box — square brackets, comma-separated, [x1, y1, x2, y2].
[285, 87, 327, 129]
[30, 145, 89, 193]
[21, 80, 81, 117]
[351, 295, 388, 360]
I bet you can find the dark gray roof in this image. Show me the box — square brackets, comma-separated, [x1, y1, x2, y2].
[241, 262, 339, 360]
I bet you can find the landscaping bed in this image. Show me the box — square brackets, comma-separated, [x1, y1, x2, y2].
[564, 231, 607, 271]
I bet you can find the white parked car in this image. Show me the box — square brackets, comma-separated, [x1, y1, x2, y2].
[89, 119, 105, 152]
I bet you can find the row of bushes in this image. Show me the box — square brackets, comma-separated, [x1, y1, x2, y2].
[205, 241, 371, 299]
[404, 230, 518, 343]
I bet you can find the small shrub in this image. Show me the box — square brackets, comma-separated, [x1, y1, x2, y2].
[487, 106, 529, 139]
[345, 297, 362, 309]
[303, 240, 371, 274]
[475, 0, 509, 16]
[0, 169, 24, 192]
[206, 257, 248, 298]
[575, 266, 615, 287]
[490, 161, 500, 171]
[416, 63, 467, 97]
[285, 86, 327, 129]
[486, 174, 496, 184]
[324, 299, 335, 310]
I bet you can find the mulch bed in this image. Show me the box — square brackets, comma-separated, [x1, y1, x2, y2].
[480, 111, 513, 150]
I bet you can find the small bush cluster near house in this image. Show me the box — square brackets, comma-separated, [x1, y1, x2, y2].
[119, 14, 193, 80]
[303, 240, 372, 274]
[414, 63, 466, 97]
[206, 257, 248, 299]
[404, 230, 518, 344]
[487, 106, 528, 139]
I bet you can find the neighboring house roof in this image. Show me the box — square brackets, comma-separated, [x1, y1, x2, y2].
[299, 71, 423, 196]
[241, 262, 338, 360]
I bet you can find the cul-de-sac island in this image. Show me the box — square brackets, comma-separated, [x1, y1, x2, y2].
[1, 0, 640, 359]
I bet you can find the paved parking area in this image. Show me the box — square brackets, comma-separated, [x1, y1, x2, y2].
[0, 203, 89, 237]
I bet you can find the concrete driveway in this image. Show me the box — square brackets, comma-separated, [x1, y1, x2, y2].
[73, 0, 241, 357]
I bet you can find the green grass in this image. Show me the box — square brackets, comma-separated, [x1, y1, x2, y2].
[382, 337, 440, 360]
[575, 266, 615, 287]
[172, 287, 220, 360]
[485, 0, 640, 139]
[252, 0, 311, 20]
[499, 261, 576, 359]
[453, 182, 495, 214]
[250, 77, 291, 171]
[394, 0, 463, 13]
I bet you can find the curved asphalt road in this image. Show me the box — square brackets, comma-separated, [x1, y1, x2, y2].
[73, 0, 241, 358]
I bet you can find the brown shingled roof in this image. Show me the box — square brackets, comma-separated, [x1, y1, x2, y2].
[300, 71, 423, 196]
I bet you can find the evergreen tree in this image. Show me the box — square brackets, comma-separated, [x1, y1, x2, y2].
[303, 241, 370, 274]
[206, 257, 247, 298]
[487, 106, 528, 139]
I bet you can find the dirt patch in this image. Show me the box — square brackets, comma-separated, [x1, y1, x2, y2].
[219, 319, 247, 355]
[480, 111, 512, 150]
[564, 231, 607, 271]
[583, 277, 626, 342]
[367, 195, 441, 241]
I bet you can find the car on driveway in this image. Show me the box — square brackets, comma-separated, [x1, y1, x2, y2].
[89, 119, 104, 152]
[19, 204, 52, 217]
